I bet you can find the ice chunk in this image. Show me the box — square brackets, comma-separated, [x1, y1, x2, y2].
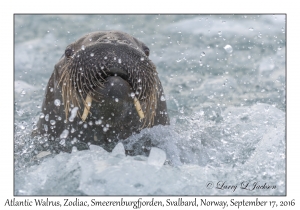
[111, 143, 125, 157]
[36, 151, 51, 159]
[147, 147, 166, 168]
[89, 144, 106, 152]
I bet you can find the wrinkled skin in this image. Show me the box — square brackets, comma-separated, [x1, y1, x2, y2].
[33, 31, 169, 154]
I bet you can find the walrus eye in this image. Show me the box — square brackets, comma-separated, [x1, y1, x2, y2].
[144, 47, 150, 56]
[65, 48, 73, 58]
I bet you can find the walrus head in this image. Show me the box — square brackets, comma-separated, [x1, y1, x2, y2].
[34, 31, 169, 153]
[58, 31, 158, 128]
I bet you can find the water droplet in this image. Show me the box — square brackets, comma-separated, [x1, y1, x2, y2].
[90, 53, 94, 57]
[278, 46, 282, 50]
[83, 123, 87, 128]
[179, 107, 184, 114]
[104, 56, 107, 59]
[81, 45, 85, 50]
[207, 46, 210, 49]
[261, 89, 265, 92]
[103, 127, 108, 132]
[69, 107, 78, 122]
[54, 99, 61, 106]
[60, 139, 65, 146]
[39, 113, 45, 118]
[140, 57, 144, 61]
[118, 58, 122, 63]
[201, 52, 206, 56]
[32, 125, 37, 130]
[115, 98, 119, 102]
[218, 31, 222, 36]
[248, 55, 251, 59]
[21, 89, 26, 95]
[95, 119, 102, 125]
[50, 120, 56, 125]
[50, 88, 53, 92]
[44, 124, 48, 132]
[57, 116, 62, 121]
[106, 124, 110, 127]
[88, 121, 93, 126]
[138, 78, 141, 83]
[224, 45, 233, 53]
[45, 114, 49, 121]
[160, 95, 166, 101]
[19, 124, 25, 130]
[249, 27, 254, 31]
[130, 92, 135, 98]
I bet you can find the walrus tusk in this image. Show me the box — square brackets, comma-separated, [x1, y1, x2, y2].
[134, 97, 145, 119]
[81, 94, 92, 121]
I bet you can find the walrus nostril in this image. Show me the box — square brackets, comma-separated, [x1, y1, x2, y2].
[105, 67, 129, 80]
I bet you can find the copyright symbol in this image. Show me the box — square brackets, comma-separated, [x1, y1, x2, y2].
[206, 181, 214, 189]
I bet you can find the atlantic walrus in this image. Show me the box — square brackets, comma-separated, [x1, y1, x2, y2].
[32, 30, 169, 155]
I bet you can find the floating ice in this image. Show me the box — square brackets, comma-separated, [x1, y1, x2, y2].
[111, 143, 125, 156]
[36, 151, 51, 159]
[147, 147, 166, 168]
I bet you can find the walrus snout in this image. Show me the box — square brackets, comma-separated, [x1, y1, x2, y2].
[67, 41, 156, 101]
[81, 76, 144, 122]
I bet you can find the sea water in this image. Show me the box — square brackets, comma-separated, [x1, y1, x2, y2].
[14, 14, 286, 195]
